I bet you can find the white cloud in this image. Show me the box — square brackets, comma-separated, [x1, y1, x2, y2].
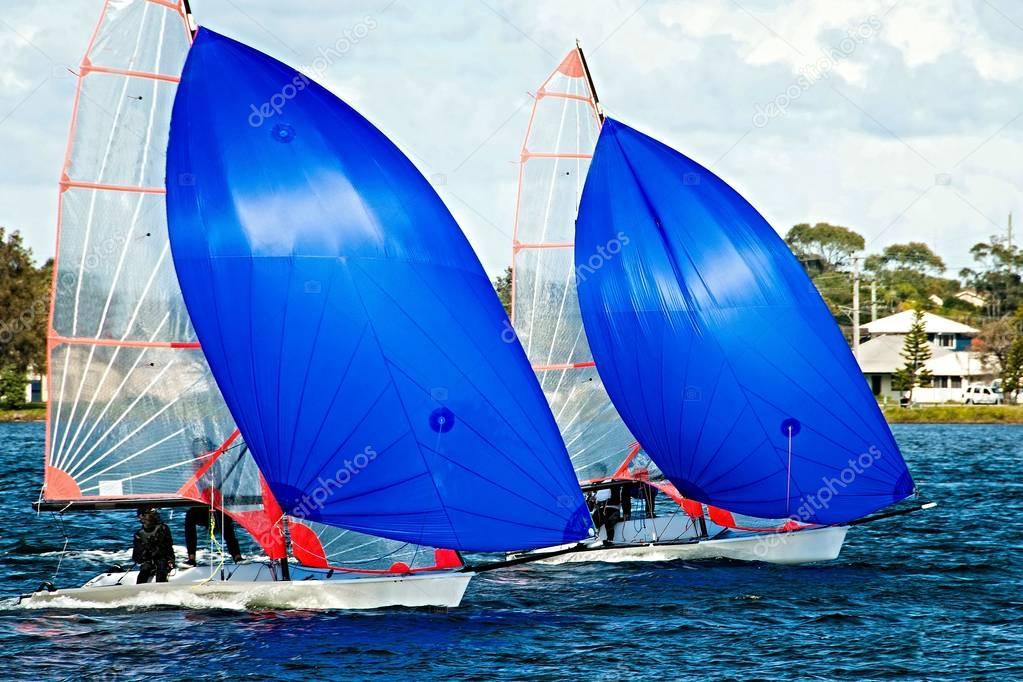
[0, 0, 1021, 280]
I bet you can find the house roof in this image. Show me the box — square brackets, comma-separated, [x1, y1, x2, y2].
[862, 310, 978, 335]
[856, 335, 993, 376]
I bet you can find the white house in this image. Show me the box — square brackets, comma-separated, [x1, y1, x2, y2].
[856, 311, 995, 403]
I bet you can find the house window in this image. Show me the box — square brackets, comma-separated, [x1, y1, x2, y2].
[937, 334, 955, 348]
[951, 377, 962, 388]
[934, 376, 949, 388]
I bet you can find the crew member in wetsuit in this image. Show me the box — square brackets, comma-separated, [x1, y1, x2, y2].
[184, 506, 243, 565]
[133, 507, 175, 584]
[592, 484, 632, 542]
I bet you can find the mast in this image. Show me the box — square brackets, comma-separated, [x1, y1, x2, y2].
[575, 40, 604, 123]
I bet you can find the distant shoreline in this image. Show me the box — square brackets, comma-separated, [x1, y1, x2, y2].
[0, 408, 45, 423]
[3, 405, 1021, 425]
[883, 404, 1023, 424]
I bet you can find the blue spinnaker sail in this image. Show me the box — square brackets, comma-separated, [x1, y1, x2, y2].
[575, 118, 913, 524]
[165, 29, 590, 552]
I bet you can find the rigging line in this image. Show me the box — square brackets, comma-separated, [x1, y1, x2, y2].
[786, 424, 793, 517]
[64, 357, 180, 477]
[50, 512, 71, 583]
[74, 426, 186, 486]
[56, 310, 171, 472]
[524, 89, 572, 359]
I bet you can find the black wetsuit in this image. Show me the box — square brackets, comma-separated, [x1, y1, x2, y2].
[133, 523, 175, 583]
[184, 507, 241, 560]
[593, 485, 632, 542]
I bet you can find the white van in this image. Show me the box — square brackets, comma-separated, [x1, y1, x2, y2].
[963, 385, 1002, 405]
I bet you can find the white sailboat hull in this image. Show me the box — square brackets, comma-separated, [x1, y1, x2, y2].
[18, 562, 473, 610]
[517, 526, 848, 566]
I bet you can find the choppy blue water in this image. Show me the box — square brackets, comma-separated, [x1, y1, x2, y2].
[1, 422, 1021, 680]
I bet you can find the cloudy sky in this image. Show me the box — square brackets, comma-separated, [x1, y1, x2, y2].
[1, 0, 1021, 277]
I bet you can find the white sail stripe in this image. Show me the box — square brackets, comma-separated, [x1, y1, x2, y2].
[554, 382, 579, 423]
[320, 532, 381, 554]
[90, 9, 167, 344]
[58, 10, 169, 461]
[49, 344, 74, 468]
[79, 441, 199, 493]
[57, 241, 172, 464]
[74, 425, 186, 486]
[54, 344, 100, 464]
[56, 311, 170, 473]
[523, 92, 572, 359]
[69, 0, 150, 336]
[55, 2, 152, 463]
[66, 358, 181, 478]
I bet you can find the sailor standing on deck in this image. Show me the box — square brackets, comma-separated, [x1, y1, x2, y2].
[592, 484, 632, 542]
[132, 507, 176, 584]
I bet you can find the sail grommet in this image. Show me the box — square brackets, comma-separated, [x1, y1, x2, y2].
[429, 407, 455, 433]
[780, 418, 801, 437]
[271, 123, 296, 143]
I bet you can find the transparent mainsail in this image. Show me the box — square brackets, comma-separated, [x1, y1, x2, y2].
[510, 49, 639, 482]
[43, 0, 286, 556]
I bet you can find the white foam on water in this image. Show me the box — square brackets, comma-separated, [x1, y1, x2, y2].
[11, 590, 254, 612]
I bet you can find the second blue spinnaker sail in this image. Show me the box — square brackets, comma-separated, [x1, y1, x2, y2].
[575, 118, 914, 525]
[166, 29, 590, 552]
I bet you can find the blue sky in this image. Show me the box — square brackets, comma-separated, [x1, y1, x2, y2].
[1, 0, 1021, 277]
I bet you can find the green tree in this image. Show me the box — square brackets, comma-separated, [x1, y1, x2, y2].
[865, 242, 957, 310]
[492, 266, 512, 317]
[1002, 337, 1023, 405]
[0, 229, 50, 384]
[975, 314, 1022, 371]
[785, 222, 864, 271]
[959, 235, 1023, 316]
[0, 365, 26, 409]
[891, 308, 933, 403]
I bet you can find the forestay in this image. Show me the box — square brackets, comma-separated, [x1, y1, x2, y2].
[166, 30, 591, 552]
[575, 119, 915, 524]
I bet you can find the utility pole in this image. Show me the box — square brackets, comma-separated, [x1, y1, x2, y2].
[852, 256, 861, 361]
[870, 279, 877, 321]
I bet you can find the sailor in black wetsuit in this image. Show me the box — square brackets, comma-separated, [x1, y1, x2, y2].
[593, 484, 632, 542]
[132, 507, 176, 584]
[184, 506, 243, 565]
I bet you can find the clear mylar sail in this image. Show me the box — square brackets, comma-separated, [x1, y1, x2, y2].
[575, 119, 915, 524]
[41, 0, 286, 557]
[510, 48, 644, 483]
[165, 30, 591, 552]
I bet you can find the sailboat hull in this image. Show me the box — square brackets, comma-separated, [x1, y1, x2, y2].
[18, 563, 473, 610]
[514, 526, 848, 566]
